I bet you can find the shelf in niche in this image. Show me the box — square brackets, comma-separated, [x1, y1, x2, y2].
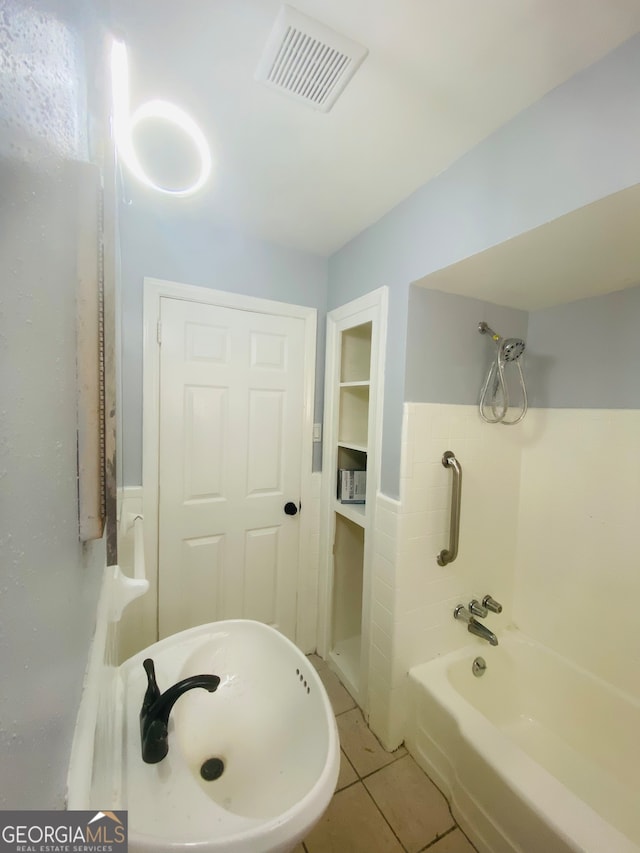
[338, 384, 369, 447]
[337, 441, 368, 454]
[340, 322, 372, 384]
[340, 380, 370, 388]
[334, 501, 366, 527]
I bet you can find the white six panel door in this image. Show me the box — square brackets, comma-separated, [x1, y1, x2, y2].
[158, 296, 306, 640]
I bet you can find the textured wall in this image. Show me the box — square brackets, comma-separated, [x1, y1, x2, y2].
[0, 1, 105, 809]
[0, 1, 89, 161]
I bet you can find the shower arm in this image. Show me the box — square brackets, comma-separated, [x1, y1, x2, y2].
[478, 321, 500, 341]
[437, 451, 462, 566]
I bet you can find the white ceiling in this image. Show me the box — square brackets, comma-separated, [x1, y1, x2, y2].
[111, 0, 640, 256]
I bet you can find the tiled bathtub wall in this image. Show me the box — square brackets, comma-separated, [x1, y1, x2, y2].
[368, 403, 640, 749]
[369, 402, 524, 747]
[514, 408, 640, 701]
[397, 403, 522, 666]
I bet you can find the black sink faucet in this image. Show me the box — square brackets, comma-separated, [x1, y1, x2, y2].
[140, 658, 221, 764]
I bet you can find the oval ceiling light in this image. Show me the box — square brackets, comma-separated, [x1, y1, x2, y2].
[110, 37, 212, 197]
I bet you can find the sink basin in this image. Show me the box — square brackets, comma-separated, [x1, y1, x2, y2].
[120, 620, 340, 852]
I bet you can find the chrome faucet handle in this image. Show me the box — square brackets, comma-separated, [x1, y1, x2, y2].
[482, 594, 503, 614]
[469, 599, 488, 618]
[453, 604, 472, 623]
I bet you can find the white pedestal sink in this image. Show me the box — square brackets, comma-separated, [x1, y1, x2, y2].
[120, 620, 339, 852]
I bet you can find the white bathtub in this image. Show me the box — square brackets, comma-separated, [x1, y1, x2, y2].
[405, 629, 640, 853]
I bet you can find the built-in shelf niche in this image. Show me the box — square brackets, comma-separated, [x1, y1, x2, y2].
[340, 322, 372, 383]
[338, 385, 369, 447]
[320, 288, 387, 713]
[337, 445, 367, 472]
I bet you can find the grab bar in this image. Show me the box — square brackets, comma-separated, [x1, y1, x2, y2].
[437, 451, 462, 566]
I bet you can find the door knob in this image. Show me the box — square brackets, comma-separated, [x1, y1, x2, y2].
[284, 501, 299, 516]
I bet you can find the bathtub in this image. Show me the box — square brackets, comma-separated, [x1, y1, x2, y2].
[405, 629, 640, 853]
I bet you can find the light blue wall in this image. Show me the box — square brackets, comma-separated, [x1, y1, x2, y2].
[328, 34, 640, 497]
[0, 1, 105, 810]
[405, 283, 640, 415]
[405, 288, 529, 405]
[118, 201, 328, 485]
[527, 284, 640, 409]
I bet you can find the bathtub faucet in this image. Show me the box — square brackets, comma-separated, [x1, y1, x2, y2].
[453, 605, 498, 646]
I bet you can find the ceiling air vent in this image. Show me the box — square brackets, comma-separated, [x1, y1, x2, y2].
[255, 5, 368, 113]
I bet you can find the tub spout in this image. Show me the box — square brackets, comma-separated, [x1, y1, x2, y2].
[453, 604, 499, 646]
[468, 618, 498, 646]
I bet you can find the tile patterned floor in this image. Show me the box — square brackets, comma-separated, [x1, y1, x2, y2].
[294, 655, 478, 853]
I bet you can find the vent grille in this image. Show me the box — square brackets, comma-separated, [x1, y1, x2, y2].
[256, 6, 367, 112]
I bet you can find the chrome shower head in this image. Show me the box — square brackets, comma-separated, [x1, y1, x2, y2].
[501, 338, 525, 362]
[479, 322, 525, 362]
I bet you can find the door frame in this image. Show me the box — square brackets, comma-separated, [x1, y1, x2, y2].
[142, 277, 317, 647]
